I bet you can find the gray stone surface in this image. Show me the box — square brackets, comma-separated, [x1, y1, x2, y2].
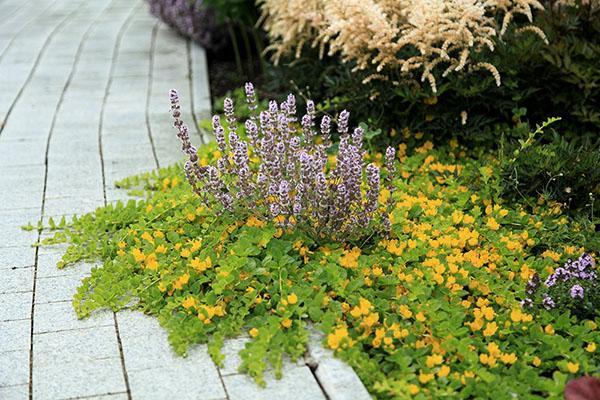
[0, 319, 31, 353]
[0, 350, 30, 387]
[0, 266, 34, 294]
[223, 366, 327, 400]
[33, 300, 113, 334]
[0, 0, 366, 398]
[0, 291, 33, 321]
[0, 384, 29, 400]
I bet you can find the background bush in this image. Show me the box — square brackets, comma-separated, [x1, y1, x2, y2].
[262, 1, 599, 147]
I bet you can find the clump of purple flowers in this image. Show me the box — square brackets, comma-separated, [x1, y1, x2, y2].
[148, 0, 227, 51]
[521, 253, 599, 319]
[170, 83, 396, 242]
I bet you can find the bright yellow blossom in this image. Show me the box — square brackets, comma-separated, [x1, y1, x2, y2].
[566, 362, 579, 374]
[586, 342, 596, 352]
[287, 293, 298, 305]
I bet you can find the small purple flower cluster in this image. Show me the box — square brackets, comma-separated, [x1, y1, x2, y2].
[148, 0, 227, 51]
[522, 253, 598, 317]
[170, 84, 396, 242]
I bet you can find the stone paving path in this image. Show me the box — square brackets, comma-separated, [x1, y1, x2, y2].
[0, 1, 371, 399]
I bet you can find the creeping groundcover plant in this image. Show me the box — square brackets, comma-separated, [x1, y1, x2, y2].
[40, 85, 600, 399]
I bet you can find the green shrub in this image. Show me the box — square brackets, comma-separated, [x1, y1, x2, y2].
[263, 1, 600, 146]
[499, 119, 600, 216]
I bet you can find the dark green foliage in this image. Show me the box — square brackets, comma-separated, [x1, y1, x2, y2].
[499, 126, 600, 215]
[264, 2, 600, 147]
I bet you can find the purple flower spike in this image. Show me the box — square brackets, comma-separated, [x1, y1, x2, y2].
[245, 82, 257, 119]
[338, 110, 350, 137]
[542, 294, 556, 310]
[170, 84, 396, 241]
[570, 284, 584, 299]
[320, 115, 332, 148]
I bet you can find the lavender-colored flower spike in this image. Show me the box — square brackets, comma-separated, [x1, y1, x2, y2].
[286, 94, 297, 123]
[365, 163, 380, 216]
[570, 284, 584, 299]
[223, 97, 236, 134]
[338, 110, 350, 137]
[351, 127, 364, 149]
[212, 115, 227, 153]
[320, 115, 332, 148]
[245, 120, 259, 147]
[244, 82, 257, 119]
[170, 85, 395, 241]
[385, 147, 396, 175]
[542, 294, 555, 310]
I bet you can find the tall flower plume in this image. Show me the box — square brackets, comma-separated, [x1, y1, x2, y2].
[170, 84, 396, 242]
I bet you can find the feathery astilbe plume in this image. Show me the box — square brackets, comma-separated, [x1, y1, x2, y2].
[259, 0, 548, 93]
[170, 85, 397, 242]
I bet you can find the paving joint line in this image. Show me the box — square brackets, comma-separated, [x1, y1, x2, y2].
[306, 362, 331, 400]
[33, 323, 116, 336]
[0, 0, 68, 139]
[62, 390, 129, 400]
[28, 1, 121, 398]
[0, 0, 60, 62]
[144, 21, 160, 169]
[97, 3, 144, 398]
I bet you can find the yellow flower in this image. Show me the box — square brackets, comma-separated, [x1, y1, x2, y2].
[418, 372, 434, 384]
[586, 342, 596, 352]
[500, 353, 517, 364]
[372, 266, 383, 277]
[544, 324, 555, 335]
[386, 239, 405, 256]
[190, 239, 202, 253]
[186, 213, 196, 222]
[532, 356, 541, 367]
[327, 326, 353, 350]
[438, 365, 450, 378]
[487, 342, 501, 357]
[362, 312, 379, 328]
[180, 248, 191, 258]
[190, 256, 212, 273]
[487, 217, 500, 231]
[481, 306, 495, 321]
[566, 362, 579, 374]
[249, 328, 259, 338]
[145, 253, 158, 270]
[451, 210, 463, 224]
[541, 250, 561, 262]
[281, 318, 292, 328]
[510, 308, 523, 323]
[141, 231, 154, 244]
[246, 215, 266, 228]
[155, 245, 167, 254]
[408, 384, 420, 395]
[339, 247, 361, 269]
[415, 312, 426, 322]
[483, 322, 498, 337]
[117, 241, 126, 249]
[426, 354, 443, 368]
[182, 297, 197, 309]
[287, 293, 298, 305]
[132, 248, 145, 263]
[399, 305, 413, 319]
[172, 273, 190, 290]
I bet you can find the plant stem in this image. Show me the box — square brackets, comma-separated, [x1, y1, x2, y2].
[227, 20, 243, 76]
[239, 24, 255, 77]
